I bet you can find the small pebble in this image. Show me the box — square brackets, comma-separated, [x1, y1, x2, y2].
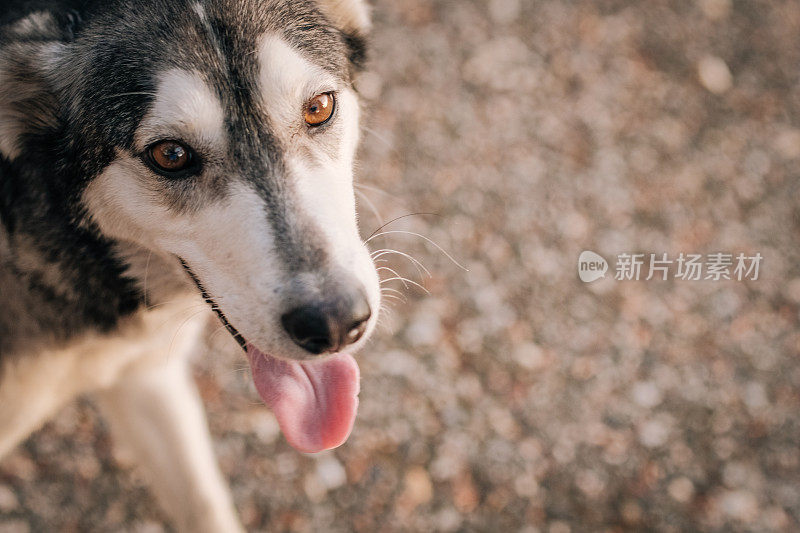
[697, 55, 733, 94]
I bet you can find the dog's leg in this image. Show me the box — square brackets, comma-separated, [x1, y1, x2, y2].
[0, 337, 147, 458]
[0, 354, 82, 458]
[0, 298, 208, 460]
[94, 348, 243, 533]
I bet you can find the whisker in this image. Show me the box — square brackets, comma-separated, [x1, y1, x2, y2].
[168, 308, 212, 357]
[381, 287, 407, 300]
[230, 364, 250, 377]
[374, 305, 397, 333]
[381, 294, 405, 304]
[354, 182, 400, 201]
[143, 251, 153, 309]
[207, 324, 247, 353]
[355, 189, 385, 226]
[378, 303, 396, 319]
[361, 126, 396, 152]
[366, 230, 468, 272]
[376, 267, 408, 288]
[371, 248, 432, 278]
[145, 300, 209, 312]
[145, 293, 231, 312]
[380, 276, 430, 294]
[366, 213, 440, 241]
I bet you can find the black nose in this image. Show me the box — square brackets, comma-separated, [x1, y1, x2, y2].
[281, 292, 371, 355]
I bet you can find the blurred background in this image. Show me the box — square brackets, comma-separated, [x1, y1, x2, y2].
[2, 0, 800, 531]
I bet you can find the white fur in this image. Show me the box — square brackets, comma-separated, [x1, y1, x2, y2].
[256, 34, 339, 129]
[7, 11, 57, 36]
[135, 69, 226, 149]
[191, 2, 207, 21]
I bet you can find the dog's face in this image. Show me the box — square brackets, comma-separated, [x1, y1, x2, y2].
[0, 0, 378, 451]
[83, 20, 379, 362]
[80, 0, 379, 360]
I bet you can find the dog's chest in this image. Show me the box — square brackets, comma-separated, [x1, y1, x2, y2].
[0, 295, 209, 399]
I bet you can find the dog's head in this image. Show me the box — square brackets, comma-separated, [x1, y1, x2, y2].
[0, 0, 379, 452]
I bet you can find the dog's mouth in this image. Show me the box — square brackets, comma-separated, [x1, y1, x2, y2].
[179, 259, 360, 453]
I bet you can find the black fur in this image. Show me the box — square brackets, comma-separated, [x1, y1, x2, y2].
[342, 31, 368, 72]
[0, 0, 368, 358]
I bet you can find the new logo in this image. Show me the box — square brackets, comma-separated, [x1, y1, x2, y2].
[578, 250, 608, 283]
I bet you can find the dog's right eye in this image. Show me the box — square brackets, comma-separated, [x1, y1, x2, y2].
[143, 140, 200, 177]
[304, 92, 335, 127]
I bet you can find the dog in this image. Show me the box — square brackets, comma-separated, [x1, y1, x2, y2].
[0, 0, 380, 530]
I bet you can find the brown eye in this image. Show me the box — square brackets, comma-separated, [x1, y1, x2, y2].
[304, 92, 335, 127]
[144, 140, 199, 177]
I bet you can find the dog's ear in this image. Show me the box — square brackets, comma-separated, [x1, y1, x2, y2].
[0, 44, 65, 161]
[316, 0, 371, 34]
[0, 12, 71, 161]
[315, 0, 370, 71]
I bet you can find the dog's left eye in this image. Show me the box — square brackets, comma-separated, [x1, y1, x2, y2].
[143, 140, 200, 177]
[304, 92, 335, 127]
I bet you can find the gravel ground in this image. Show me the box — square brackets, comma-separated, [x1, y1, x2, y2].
[2, 0, 800, 531]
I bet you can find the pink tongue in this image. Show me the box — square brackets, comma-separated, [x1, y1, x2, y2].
[246, 345, 360, 453]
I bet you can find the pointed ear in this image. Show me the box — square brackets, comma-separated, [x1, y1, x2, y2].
[0, 42, 64, 161]
[315, 0, 370, 71]
[0, 12, 70, 161]
[316, 0, 371, 35]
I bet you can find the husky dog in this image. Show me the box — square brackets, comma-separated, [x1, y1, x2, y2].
[0, 0, 379, 529]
